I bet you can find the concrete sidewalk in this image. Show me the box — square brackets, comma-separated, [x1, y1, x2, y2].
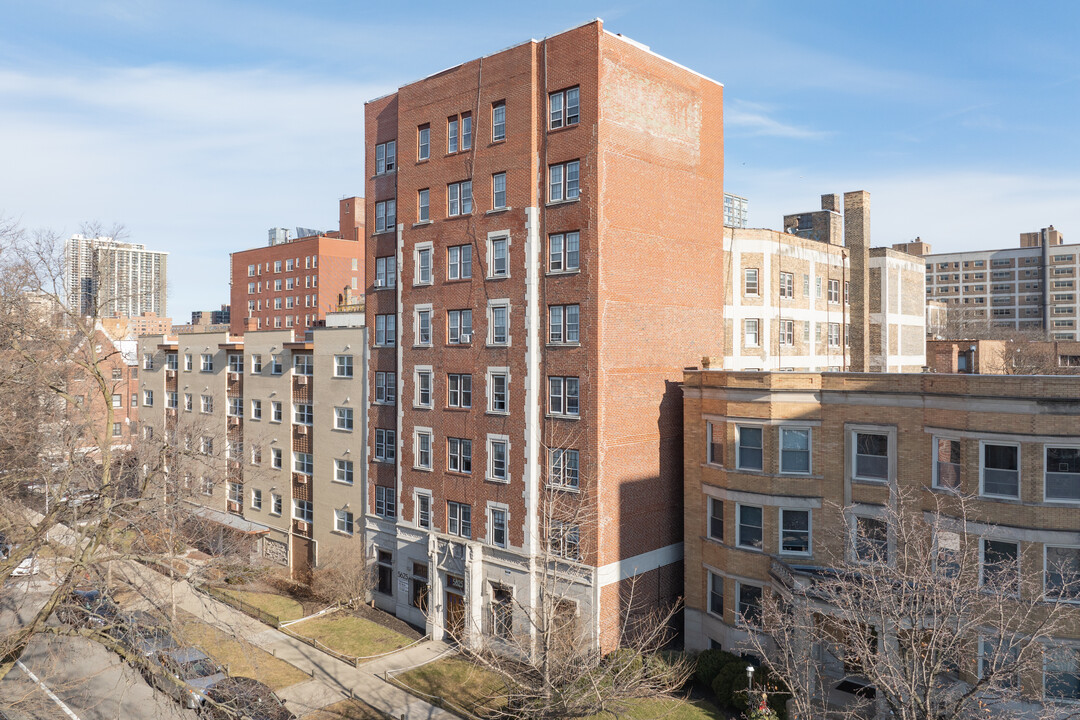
[117, 560, 458, 719]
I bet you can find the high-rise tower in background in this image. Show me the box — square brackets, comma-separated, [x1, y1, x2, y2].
[64, 234, 169, 319]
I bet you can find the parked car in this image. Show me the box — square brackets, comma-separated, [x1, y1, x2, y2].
[149, 647, 227, 709]
[55, 588, 121, 628]
[111, 610, 179, 658]
[204, 677, 296, 720]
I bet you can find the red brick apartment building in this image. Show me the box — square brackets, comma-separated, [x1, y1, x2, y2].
[229, 197, 365, 335]
[364, 19, 725, 648]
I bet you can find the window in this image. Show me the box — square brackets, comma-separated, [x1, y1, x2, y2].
[293, 498, 313, 523]
[414, 429, 433, 468]
[448, 310, 473, 344]
[417, 125, 429, 160]
[200, 395, 213, 414]
[736, 426, 763, 471]
[1044, 645, 1080, 700]
[331, 458, 353, 485]
[1046, 446, 1080, 501]
[201, 478, 213, 496]
[981, 442, 1019, 498]
[167, 391, 177, 409]
[744, 319, 759, 347]
[165, 353, 177, 371]
[779, 319, 794, 346]
[201, 437, 213, 455]
[492, 172, 507, 209]
[416, 188, 429, 222]
[490, 507, 508, 547]
[227, 482, 243, 505]
[334, 355, 353, 378]
[415, 369, 432, 408]
[228, 397, 242, 417]
[447, 181, 473, 216]
[549, 521, 579, 559]
[854, 516, 888, 563]
[374, 256, 396, 289]
[549, 86, 579, 129]
[492, 102, 505, 141]
[447, 116, 459, 153]
[448, 438, 472, 473]
[744, 268, 759, 295]
[854, 432, 889, 481]
[1045, 546, 1080, 602]
[415, 246, 432, 285]
[374, 429, 396, 462]
[375, 315, 396, 346]
[110, 393, 122, 408]
[548, 376, 579, 417]
[549, 232, 580, 272]
[736, 583, 762, 627]
[334, 509, 354, 534]
[828, 323, 841, 348]
[251, 489, 262, 510]
[132, 393, 138, 408]
[934, 437, 961, 489]
[201, 353, 214, 372]
[802, 274, 810, 297]
[489, 237, 508, 278]
[981, 538, 1019, 594]
[271, 355, 283, 374]
[376, 550, 393, 595]
[548, 304, 580, 344]
[184, 393, 192, 412]
[489, 303, 509, 345]
[780, 427, 811, 474]
[375, 371, 396, 404]
[294, 354, 313, 376]
[411, 562, 430, 612]
[447, 244, 472, 280]
[708, 497, 723, 541]
[448, 374, 471, 408]
[250, 354, 262, 373]
[489, 370, 508, 414]
[294, 403, 313, 425]
[294, 451, 313, 475]
[815, 277, 822, 299]
[142, 352, 154, 371]
[375, 486, 396, 518]
[271, 493, 282, 515]
[334, 407, 354, 431]
[551, 449, 579, 489]
[416, 494, 431, 529]
[780, 509, 811, 555]
[706, 421, 723, 465]
[708, 572, 724, 617]
[250, 445, 262, 465]
[491, 585, 512, 638]
[779, 272, 794, 298]
[448, 501, 472, 538]
[143, 390, 154, 407]
[488, 436, 509, 482]
[549, 160, 580, 202]
[736, 504, 763, 550]
[112, 422, 121, 437]
[828, 279, 840, 303]
[271, 401, 282, 422]
[375, 199, 396, 233]
[375, 140, 396, 174]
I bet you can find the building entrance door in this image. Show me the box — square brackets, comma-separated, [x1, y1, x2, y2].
[445, 591, 465, 641]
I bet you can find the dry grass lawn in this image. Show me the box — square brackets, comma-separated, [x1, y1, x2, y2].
[395, 657, 507, 716]
[214, 587, 305, 623]
[302, 699, 390, 720]
[288, 612, 411, 660]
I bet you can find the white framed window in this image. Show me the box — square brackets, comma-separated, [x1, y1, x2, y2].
[736, 504, 763, 550]
[334, 458, 353, 484]
[779, 319, 794, 346]
[1043, 644, 1080, 701]
[448, 438, 472, 474]
[184, 353, 192, 372]
[779, 272, 794, 299]
[375, 314, 396, 346]
[447, 373, 472, 408]
[1045, 546, 1080, 602]
[447, 180, 473, 216]
[488, 235, 509, 278]
[200, 395, 213, 414]
[980, 441, 1019, 498]
[447, 244, 472, 280]
[448, 501, 472, 538]
[980, 538, 1019, 594]
[166, 391, 177, 409]
[414, 428, 432, 470]
[489, 505, 509, 548]
[271, 448, 282, 469]
[548, 304, 580, 344]
[250, 445, 262, 465]
[143, 352, 154, 370]
[933, 436, 961, 490]
[1045, 445, 1080, 502]
[447, 116, 459, 153]
[744, 319, 759, 347]
[417, 188, 429, 222]
[853, 430, 890, 482]
[735, 425, 763, 471]
[549, 522, 579, 559]
[488, 301, 510, 345]
[201, 478, 213, 496]
[779, 427, 811, 474]
[828, 323, 841, 348]
[270, 355, 283, 374]
[549, 231, 580, 272]
[201, 353, 214, 372]
[779, 508, 811, 555]
[374, 428, 395, 463]
[271, 400, 282, 422]
[708, 571, 723, 617]
[334, 509, 354, 534]
[375, 199, 396, 233]
[417, 125, 429, 160]
[549, 86, 579, 129]
[294, 451, 313, 475]
[548, 160, 580, 202]
[548, 376, 579, 417]
[250, 354, 262, 374]
[708, 497, 723, 541]
[228, 482, 243, 504]
[491, 101, 505, 141]
[228, 397, 242, 417]
[292, 498, 313, 523]
[550, 448, 579, 489]
[414, 367, 433, 408]
[143, 390, 154, 407]
[334, 355, 353, 378]
[492, 172, 507, 209]
[375, 486, 396, 518]
[447, 309, 472, 344]
[487, 435, 509, 483]
[375, 140, 396, 174]
[270, 493, 282, 515]
[375, 256, 397, 288]
[293, 354, 313, 376]
[744, 268, 759, 295]
[488, 368, 509, 414]
[251, 488, 262, 510]
[414, 306, 432, 346]
[415, 244, 433, 285]
[461, 113, 471, 149]
[334, 407, 354, 431]
[828, 279, 840, 303]
[294, 403, 313, 425]
[415, 491, 431, 529]
[375, 371, 396, 405]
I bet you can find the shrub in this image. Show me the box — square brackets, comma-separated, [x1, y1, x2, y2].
[711, 661, 752, 714]
[693, 648, 740, 688]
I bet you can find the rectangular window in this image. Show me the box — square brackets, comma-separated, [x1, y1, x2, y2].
[489, 371, 508, 414]
[415, 369, 432, 408]
[981, 538, 1019, 594]
[492, 172, 507, 209]
[448, 501, 472, 538]
[111, 392, 122, 408]
[828, 323, 841, 348]
[293, 451, 313, 475]
[294, 403, 313, 425]
[415, 247, 432, 284]
[447, 180, 473, 216]
[780, 427, 811, 474]
[448, 116, 459, 153]
[491, 585, 511, 638]
[418, 125, 430, 160]
[334, 407, 353, 431]
[737, 583, 762, 627]
[828, 279, 840, 303]
[744, 319, 759, 347]
[549, 86, 580, 129]
[375, 199, 396, 233]
[855, 516, 888, 563]
[549, 521, 579, 559]
[802, 274, 810, 297]
[461, 114, 471, 150]
[200, 395, 213, 413]
[375, 486, 397, 518]
[549, 231, 580, 272]
[375, 315, 396, 346]
[981, 442, 1019, 498]
[854, 432, 889, 481]
[414, 431, 432, 469]
[448, 373, 472, 408]
[416, 188, 429, 222]
[270, 400, 282, 422]
[1044, 645, 1080, 700]
[1046, 446, 1080, 502]
[548, 160, 580, 202]
[167, 391, 178, 409]
[228, 397, 242, 417]
[488, 437, 508, 482]
[334, 509, 354, 534]
[489, 304, 509, 345]
[780, 509, 811, 554]
[736, 426, 763, 471]
[492, 102, 505, 141]
[779, 319, 794, 346]
[779, 272, 794, 299]
[737, 504, 763, 550]
[550, 448, 579, 489]
[375, 140, 395, 174]
[708, 497, 723, 541]
[200, 353, 214, 372]
[744, 268, 759, 295]
[164, 353, 177, 371]
[1045, 546, 1080, 602]
[708, 572, 724, 617]
[933, 437, 961, 489]
[143, 390, 154, 407]
[490, 508, 507, 547]
[375, 256, 397, 289]
[374, 428, 396, 462]
[706, 421, 723, 465]
[489, 237, 508, 278]
[376, 550, 393, 595]
[416, 494, 431, 529]
[334, 355, 353, 378]
[448, 438, 472, 473]
[548, 376, 579, 417]
[548, 304, 580, 344]
[448, 245, 472, 280]
[448, 309, 473, 344]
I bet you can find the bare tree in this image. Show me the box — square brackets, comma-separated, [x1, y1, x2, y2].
[311, 535, 372, 610]
[740, 491, 1080, 720]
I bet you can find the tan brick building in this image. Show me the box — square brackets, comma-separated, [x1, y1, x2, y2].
[683, 368, 1080, 702]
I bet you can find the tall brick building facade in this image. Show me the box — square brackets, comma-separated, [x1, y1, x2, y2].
[364, 20, 726, 647]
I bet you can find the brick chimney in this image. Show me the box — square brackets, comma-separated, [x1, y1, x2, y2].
[844, 191, 871, 372]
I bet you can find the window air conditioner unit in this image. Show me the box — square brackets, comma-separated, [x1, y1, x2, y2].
[297, 425, 308, 435]
[297, 376, 309, 385]
[295, 474, 308, 484]
[460, 333, 472, 343]
[228, 372, 240, 380]
[297, 521, 309, 532]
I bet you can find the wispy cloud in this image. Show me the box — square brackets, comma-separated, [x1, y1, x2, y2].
[725, 100, 829, 140]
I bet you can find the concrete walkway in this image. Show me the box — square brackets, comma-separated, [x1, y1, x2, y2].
[116, 560, 458, 719]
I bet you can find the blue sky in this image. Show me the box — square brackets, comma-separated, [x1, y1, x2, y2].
[2, 1, 1079, 318]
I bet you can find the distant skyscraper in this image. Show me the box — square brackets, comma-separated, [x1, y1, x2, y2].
[64, 235, 168, 318]
[724, 192, 748, 228]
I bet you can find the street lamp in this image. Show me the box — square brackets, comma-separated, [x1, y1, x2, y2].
[746, 664, 755, 693]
